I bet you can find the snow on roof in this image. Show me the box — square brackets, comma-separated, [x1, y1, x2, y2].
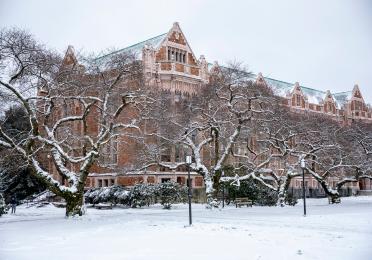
[301, 86, 326, 105]
[95, 33, 167, 62]
[263, 77, 293, 98]
[333, 91, 353, 109]
[262, 76, 354, 108]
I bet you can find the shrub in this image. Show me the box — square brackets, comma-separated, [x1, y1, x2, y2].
[130, 183, 156, 208]
[84, 182, 188, 209]
[156, 182, 188, 209]
[85, 185, 130, 205]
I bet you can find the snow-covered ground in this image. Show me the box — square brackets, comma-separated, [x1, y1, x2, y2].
[0, 197, 371, 260]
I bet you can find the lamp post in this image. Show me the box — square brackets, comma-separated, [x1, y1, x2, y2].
[300, 158, 307, 216]
[222, 171, 225, 208]
[186, 155, 192, 226]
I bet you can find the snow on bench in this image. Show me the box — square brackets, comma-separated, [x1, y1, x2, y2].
[235, 197, 253, 208]
[52, 202, 66, 208]
[94, 203, 113, 210]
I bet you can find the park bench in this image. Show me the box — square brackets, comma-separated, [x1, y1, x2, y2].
[235, 197, 253, 208]
[94, 203, 113, 210]
[52, 202, 66, 208]
[36, 202, 50, 208]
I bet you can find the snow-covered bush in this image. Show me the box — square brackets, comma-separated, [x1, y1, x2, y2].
[130, 183, 156, 208]
[0, 193, 7, 216]
[155, 182, 187, 209]
[85, 185, 130, 205]
[84, 183, 188, 209]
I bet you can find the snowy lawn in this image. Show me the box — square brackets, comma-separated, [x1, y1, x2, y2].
[0, 196, 371, 260]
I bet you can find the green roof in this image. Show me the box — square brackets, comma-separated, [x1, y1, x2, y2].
[263, 76, 352, 108]
[95, 33, 167, 62]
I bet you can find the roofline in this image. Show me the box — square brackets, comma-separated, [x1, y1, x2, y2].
[94, 32, 167, 61]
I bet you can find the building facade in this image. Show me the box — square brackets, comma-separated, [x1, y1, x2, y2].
[59, 22, 372, 195]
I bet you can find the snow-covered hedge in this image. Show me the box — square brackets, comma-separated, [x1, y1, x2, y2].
[85, 185, 130, 205]
[85, 182, 188, 209]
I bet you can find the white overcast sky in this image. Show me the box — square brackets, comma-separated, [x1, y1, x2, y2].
[1, 0, 371, 102]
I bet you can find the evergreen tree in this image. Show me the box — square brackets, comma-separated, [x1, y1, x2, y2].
[0, 106, 46, 201]
[227, 179, 278, 206]
[0, 193, 7, 216]
[156, 182, 187, 209]
[130, 183, 156, 208]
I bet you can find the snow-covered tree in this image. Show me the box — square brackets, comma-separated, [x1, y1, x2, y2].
[0, 29, 146, 216]
[139, 63, 274, 206]
[219, 106, 301, 206]
[296, 117, 372, 203]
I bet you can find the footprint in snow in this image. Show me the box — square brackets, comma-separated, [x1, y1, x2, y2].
[297, 250, 303, 255]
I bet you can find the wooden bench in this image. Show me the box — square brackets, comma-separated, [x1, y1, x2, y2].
[36, 202, 50, 208]
[235, 197, 253, 208]
[94, 203, 113, 210]
[52, 202, 66, 208]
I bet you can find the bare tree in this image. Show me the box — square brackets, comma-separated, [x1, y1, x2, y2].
[138, 63, 274, 206]
[0, 28, 145, 216]
[289, 115, 372, 203]
[220, 105, 301, 206]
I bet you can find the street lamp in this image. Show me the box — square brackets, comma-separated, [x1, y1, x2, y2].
[300, 158, 307, 216]
[221, 171, 225, 208]
[186, 155, 192, 226]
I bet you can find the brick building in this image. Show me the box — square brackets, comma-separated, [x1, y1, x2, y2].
[56, 22, 372, 195]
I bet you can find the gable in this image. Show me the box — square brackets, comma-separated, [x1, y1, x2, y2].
[168, 31, 186, 45]
[62, 46, 78, 67]
[156, 22, 200, 66]
[354, 89, 362, 98]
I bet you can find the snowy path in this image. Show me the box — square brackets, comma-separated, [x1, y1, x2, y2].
[0, 197, 371, 260]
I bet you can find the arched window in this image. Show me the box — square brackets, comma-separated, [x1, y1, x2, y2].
[296, 95, 301, 106]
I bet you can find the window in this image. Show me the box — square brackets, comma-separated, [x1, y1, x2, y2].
[160, 146, 171, 162]
[99, 136, 118, 165]
[296, 95, 301, 106]
[161, 178, 171, 183]
[167, 47, 186, 63]
[175, 145, 182, 162]
[98, 179, 102, 187]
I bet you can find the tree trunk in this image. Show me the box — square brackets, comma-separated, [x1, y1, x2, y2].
[65, 192, 85, 217]
[277, 175, 292, 206]
[328, 194, 341, 204]
[318, 180, 341, 204]
[204, 175, 218, 208]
